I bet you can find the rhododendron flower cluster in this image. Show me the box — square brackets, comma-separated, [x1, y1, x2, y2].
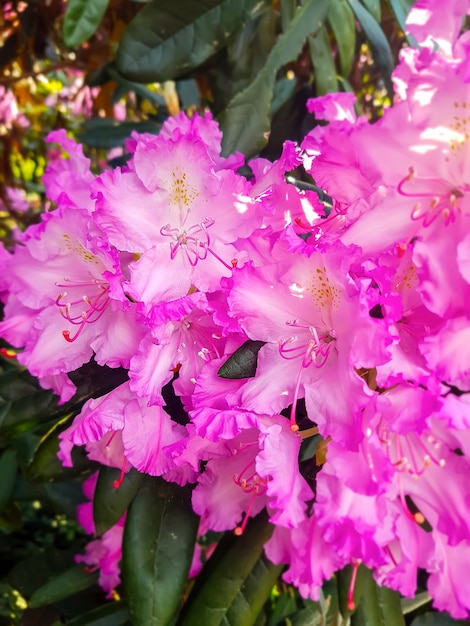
[2, 0, 470, 618]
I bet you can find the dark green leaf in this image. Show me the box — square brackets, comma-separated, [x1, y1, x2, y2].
[0, 449, 17, 511]
[116, 0, 263, 83]
[219, 0, 330, 157]
[93, 466, 143, 536]
[346, 0, 394, 96]
[27, 416, 97, 482]
[0, 368, 56, 435]
[308, 28, 339, 95]
[8, 550, 79, 598]
[350, 568, 405, 626]
[327, 0, 355, 77]
[62, 601, 130, 626]
[28, 565, 99, 608]
[411, 612, 469, 626]
[122, 476, 199, 626]
[217, 340, 266, 379]
[63, 0, 109, 48]
[180, 512, 276, 626]
[77, 119, 162, 149]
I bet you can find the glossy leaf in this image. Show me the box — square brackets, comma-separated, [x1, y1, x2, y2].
[350, 568, 405, 626]
[218, 340, 266, 379]
[0, 449, 17, 511]
[309, 27, 339, 95]
[346, 0, 394, 95]
[28, 564, 99, 608]
[327, 0, 356, 77]
[122, 476, 199, 626]
[93, 466, 143, 536]
[63, 0, 109, 48]
[180, 513, 276, 626]
[117, 0, 262, 83]
[219, 0, 330, 157]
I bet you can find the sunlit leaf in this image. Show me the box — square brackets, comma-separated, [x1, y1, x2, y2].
[63, 0, 110, 48]
[117, 0, 263, 83]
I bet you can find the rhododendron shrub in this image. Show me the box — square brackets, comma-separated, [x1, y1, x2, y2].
[2, 0, 470, 623]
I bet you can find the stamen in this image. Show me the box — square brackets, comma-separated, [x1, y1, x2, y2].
[113, 456, 127, 489]
[347, 559, 362, 611]
[160, 218, 235, 270]
[397, 166, 467, 227]
[56, 276, 110, 343]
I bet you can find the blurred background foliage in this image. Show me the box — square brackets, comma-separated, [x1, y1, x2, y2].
[1, 1, 466, 625]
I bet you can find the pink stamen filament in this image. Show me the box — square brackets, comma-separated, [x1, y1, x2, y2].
[347, 560, 361, 611]
[160, 218, 236, 271]
[279, 322, 333, 430]
[113, 456, 127, 489]
[397, 167, 466, 227]
[56, 278, 110, 343]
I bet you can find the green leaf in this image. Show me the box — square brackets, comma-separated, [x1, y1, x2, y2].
[346, 0, 394, 95]
[401, 591, 431, 615]
[217, 340, 266, 379]
[350, 568, 405, 626]
[410, 612, 470, 626]
[78, 119, 162, 149]
[0, 449, 17, 511]
[61, 601, 130, 626]
[28, 565, 99, 608]
[122, 476, 199, 626]
[327, 0, 355, 77]
[93, 466, 143, 536]
[219, 0, 330, 157]
[180, 512, 277, 626]
[308, 27, 339, 95]
[27, 415, 97, 482]
[63, 0, 109, 48]
[116, 0, 263, 83]
[0, 368, 57, 435]
[360, 0, 380, 22]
